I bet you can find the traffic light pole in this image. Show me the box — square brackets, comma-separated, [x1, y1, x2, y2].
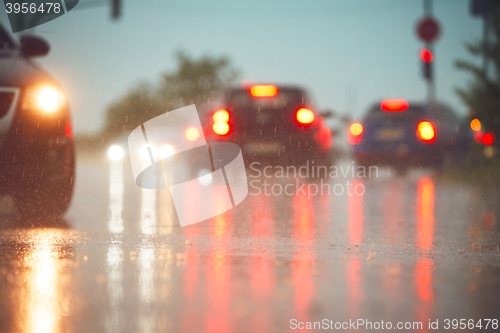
[483, 13, 490, 78]
[424, 0, 435, 104]
[426, 43, 435, 103]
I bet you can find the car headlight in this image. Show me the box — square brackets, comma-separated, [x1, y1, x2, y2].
[108, 145, 125, 161]
[23, 85, 66, 114]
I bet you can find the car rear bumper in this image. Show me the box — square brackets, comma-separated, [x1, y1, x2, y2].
[352, 147, 442, 167]
[0, 138, 73, 189]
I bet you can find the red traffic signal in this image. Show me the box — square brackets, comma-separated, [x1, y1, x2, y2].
[420, 48, 433, 63]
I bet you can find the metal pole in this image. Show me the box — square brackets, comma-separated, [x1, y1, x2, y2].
[424, 0, 435, 104]
[483, 13, 490, 78]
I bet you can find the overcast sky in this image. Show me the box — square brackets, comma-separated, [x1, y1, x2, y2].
[0, 0, 483, 133]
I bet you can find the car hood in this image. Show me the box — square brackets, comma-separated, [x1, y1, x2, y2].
[0, 54, 53, 87]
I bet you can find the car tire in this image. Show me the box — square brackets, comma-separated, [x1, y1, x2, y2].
[13, 143, 75, 221]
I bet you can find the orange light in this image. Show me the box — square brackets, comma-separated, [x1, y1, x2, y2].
[349, 122, 363, 136]
[185, 127, 200, 141]
[348, 122, 363, 145]
[213, 122, 230, 135]
[296, 108, 315, 124]
[470, 118, 481, 132]
[249, 85, 278, 97]
[380, 99, 409, 112]
[416, 121, 436, 143]
[419, 48, 433, 63]
[213, 109, 230, 123]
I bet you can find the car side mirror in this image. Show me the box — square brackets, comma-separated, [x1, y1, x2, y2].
[20, 35, 50, 57]
[319, 109, 334, 118]
[340, 115, 352, 124]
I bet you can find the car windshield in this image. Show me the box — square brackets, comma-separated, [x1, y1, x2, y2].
[364, 105, 427, 121]
[228, 89, 304, 110]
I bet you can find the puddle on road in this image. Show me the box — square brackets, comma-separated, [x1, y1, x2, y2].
[0, 160, 499, 332]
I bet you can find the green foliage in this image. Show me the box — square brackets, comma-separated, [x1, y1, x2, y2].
[103, 52, 239, 139]
[455, 15, 500, 137]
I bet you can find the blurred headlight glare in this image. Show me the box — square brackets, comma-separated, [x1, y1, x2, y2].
[108, 145, 125, 161]
[159, 144, 175, 159]
[185, 127, 200, 141]
[24, 85, 66, 114]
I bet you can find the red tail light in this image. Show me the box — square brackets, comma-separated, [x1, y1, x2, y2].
[212, 109, 230, 136]
[295, 108, 315, 125]
[474, 131, 484, 143]
[416, 121, 436, 143]
[249, 85, 278, 97]
[348, 122, 363, 145]
[64, 120, 73, 137]
[380, 99, 409, 112]
[314, 126, 333, 149]
[482, 132, 496, 146]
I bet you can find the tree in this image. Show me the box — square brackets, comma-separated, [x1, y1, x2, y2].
[103, 52, 239, 139]
[455, 14, 500, 139]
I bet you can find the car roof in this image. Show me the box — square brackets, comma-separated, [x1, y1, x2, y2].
[226, 84, 307, 95]
[367, 101, 455, 113]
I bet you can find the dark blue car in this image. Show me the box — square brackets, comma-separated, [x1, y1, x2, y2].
[349, 99, 467, 174]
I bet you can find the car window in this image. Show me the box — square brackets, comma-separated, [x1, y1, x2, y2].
[364, 105, 426, 121]
[228, 90, 305, 110]
[430, 105, 459, 123]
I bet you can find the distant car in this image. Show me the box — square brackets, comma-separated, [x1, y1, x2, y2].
[0, 23, 75, 219]
[204, 84, 333, 166]
[108, 125, 203, 185]
[349, 99, 465, 173]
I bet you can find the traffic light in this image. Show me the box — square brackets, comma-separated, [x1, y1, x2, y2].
[111, 0, 121, 19]
[420, 48, 433, 81]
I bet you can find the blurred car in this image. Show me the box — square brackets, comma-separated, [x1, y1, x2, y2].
[204, 84, 333, 166]
[108, 125, 206, 186]
[349, 99, 466, 173]
[0, 23, 74, 219]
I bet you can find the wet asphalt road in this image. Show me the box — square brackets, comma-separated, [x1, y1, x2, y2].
[0, 152, 500, 333]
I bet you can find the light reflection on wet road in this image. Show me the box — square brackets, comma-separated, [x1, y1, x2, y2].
[0, 154, 499, 333]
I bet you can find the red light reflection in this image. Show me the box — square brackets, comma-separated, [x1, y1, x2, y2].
[346, 260, 363, 319]
[416, 177, 435, 252]
[349, 180, 364, 245]
[414, 177, 435, 333]
[292, 188, 315, 326]
[383, 181, 404, 243]
[415, 258, 434, 303]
